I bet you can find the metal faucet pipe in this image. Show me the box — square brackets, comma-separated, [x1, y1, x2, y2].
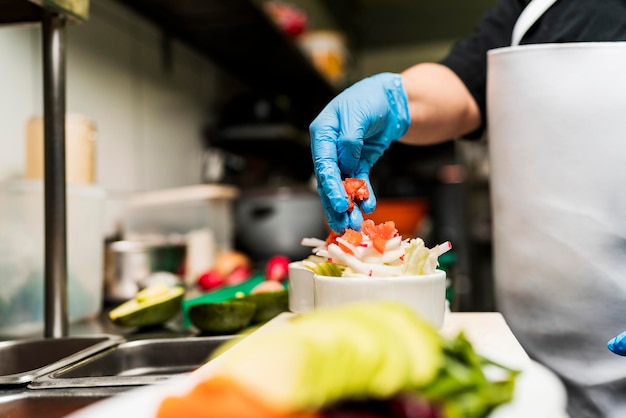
[42, 11, 68, 338]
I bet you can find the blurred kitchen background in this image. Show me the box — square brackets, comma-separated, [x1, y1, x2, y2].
[0, 0, 498, 335]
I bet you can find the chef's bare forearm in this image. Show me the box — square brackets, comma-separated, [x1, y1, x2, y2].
[399, 63, 481, 145]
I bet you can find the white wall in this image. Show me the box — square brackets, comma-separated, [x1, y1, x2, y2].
[0, 0, 219, 236]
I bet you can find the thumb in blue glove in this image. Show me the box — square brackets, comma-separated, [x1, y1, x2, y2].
[607, 331, 626, 356]
[310, 72, 410, 233]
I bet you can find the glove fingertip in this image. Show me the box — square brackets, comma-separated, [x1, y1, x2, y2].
[607, 332, 626, 356]
[347, 208, 365, 231]
[324, 205, 349, 234]
[328, 217, 348, 234]
[360, 195, 377, 214]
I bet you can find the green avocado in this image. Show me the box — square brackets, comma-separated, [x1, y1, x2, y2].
[290, 310, 386, 405]
[237, 289, 288, 324]
[340, 302, 443, 392]
[188, 300, 256, 334]
[109, 284, 184, 328]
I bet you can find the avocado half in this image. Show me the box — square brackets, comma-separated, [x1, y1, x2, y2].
[109, 284, 185, 328]
[188, 300, 256, 334]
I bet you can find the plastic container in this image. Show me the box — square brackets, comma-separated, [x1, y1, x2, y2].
[0, 179, 106, 336]
[25, 114, 97, 185]
[123, 184, 239, 252]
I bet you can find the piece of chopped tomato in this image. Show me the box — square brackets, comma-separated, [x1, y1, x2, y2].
[341, 229, 363, 246]
[342, 178, 369, 212]
[157, 376, 321, 418]
[325, 231, 341, 246]
[336, 228, 363, 255]
[361, 220, 398, 254]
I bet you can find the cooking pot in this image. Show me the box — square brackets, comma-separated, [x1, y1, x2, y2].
[235, 187, 328, 262]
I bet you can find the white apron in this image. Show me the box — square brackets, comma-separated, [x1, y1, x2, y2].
[487, 0, 626, 416]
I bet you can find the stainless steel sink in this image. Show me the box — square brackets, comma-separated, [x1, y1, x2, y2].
[0, 335, 122, 386]
[30, 335, 237, 389]
[0, 387, 127, 418]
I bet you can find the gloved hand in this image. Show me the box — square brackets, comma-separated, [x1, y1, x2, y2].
[607, 331, 626, 356]
[310, 72, 410, 233]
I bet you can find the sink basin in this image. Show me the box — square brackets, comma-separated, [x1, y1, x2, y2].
[30, 335, 237, 389]
[0, 387, 127, 418]
[0, 335, 122, 386]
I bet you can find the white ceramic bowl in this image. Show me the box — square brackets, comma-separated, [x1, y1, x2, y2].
[313, 270, 447, 328]
[287, 261, 315, 313]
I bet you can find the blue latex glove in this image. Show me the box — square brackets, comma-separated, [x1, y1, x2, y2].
[310, 72, 410, 233]
[607, 331, 626, 356]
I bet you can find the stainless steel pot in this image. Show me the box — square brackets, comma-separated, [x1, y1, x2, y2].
[235, 187, 328, 262]
[104, 240, 186, 302]
[104, 241, 151, 302]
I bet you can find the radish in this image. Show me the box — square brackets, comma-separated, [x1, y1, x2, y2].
[265, 255, 290, 281]
[197, 270, 225, 291]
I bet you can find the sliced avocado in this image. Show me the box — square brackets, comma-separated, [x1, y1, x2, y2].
[211, 301, 445, 414]
[375, 301, 444, 387]
[214, 323, 326, 414]
[109, 284, 184, 328]
[340, 302, 443, 392]
[237, 289, 288, 324]
[326, 304, 412, 399]
[188, 300, 256, 334]
[290, 310, 386, 405]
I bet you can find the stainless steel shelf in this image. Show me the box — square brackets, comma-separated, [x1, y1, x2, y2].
[0, 0, 88, 24]
[115, 0, 337, 126]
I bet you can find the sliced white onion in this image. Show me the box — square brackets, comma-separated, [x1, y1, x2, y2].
[362, 247, 405, 264]
[385, 235, 403, 250]
[301, 237, 326, 247]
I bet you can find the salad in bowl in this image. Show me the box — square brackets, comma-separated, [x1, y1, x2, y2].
[300, 219, 451, 278]
[295, 218, 452, 327]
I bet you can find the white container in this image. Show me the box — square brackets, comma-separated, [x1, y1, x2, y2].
[123, 184, 239, 252]
[287, 261, 314, 313]
[0, 179, 106, 336]
[314, 270, 447, 328]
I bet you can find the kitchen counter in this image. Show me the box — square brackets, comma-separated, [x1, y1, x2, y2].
[56, 310, 534, 366]
[441, 312, 530, 368]
[1, 310, 532, 371]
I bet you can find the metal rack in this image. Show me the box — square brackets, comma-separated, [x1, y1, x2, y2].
[1, 0, 89, 338]
[115, 0, 337, 127]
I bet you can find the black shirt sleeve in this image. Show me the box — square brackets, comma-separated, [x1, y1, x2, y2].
[439, 0, 526, 138]
[439, 0, 626, 138]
